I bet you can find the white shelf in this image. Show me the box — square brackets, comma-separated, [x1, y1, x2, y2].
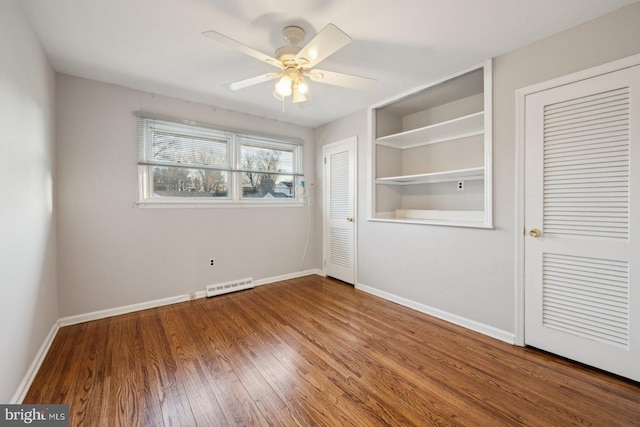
[395, 209, 484, 222]
[370, 209, 491, 229]
[376, 111, 484, 149]
[376, 167, 484, 185]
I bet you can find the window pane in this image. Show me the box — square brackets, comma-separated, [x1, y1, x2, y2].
[152, 131, 228, 168]
[152, 166, 228, 198]
[240, 142, 294, 174]
[242, 173, 295, 199]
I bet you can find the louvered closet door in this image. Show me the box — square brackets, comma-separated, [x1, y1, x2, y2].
[524, 65, 640, 381]
[323, 138, 356, 284]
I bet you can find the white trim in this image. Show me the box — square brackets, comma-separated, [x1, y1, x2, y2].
[136, 200, 304, 209]
[59, 293, 197, 327]
[311, 269, 326, 277]
[514, 88, 527, 347]
[11, 322, 60, 404]
[356, 282, 515, 344]
[513, 53, 640, 347]
[483, 59, 494, 228]
[59, 269, 321, 327]
[252, 269, 324, 286]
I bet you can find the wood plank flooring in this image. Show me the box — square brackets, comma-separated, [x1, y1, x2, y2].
[25, 275, 640, 426]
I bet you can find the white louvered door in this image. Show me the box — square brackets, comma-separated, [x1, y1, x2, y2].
[524, 65, 640, 381]
[323, 138, 356, 284]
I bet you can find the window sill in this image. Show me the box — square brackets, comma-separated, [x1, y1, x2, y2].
[136, 199, 304, 209]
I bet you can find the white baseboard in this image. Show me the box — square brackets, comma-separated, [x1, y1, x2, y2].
[58, 293, 197, 327]
[59, 269, 322, 327]
[254, 269, 323, 286]
[355, 282, 515, 344]
[11, 322, 60, 404]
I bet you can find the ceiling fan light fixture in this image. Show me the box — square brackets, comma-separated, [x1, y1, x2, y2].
[275, 76, 292, 97]
[292, 90, 307, 103]
[296, 77, 309, 94]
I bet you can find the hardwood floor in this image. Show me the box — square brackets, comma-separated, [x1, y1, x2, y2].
[25, 275, 640, 426]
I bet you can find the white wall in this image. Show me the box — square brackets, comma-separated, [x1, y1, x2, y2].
[0, 1, 58, 403]
[314, 2, 640, 338]
[55, 74, 318, 317]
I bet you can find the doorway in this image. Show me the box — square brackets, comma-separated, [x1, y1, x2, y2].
[323, 137, 357, 284]
[516, 55, 640, 381]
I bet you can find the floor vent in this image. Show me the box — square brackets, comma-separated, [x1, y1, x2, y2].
[206, 278, 254, 297]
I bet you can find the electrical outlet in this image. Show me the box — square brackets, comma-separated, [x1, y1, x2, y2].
[209, 258, 215, 267]
[456, 181, 464, 191]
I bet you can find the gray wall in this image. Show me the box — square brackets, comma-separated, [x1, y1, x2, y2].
[314, 2, 640, 337]
[0, 1, 58, 403]
[55, 74, 319, 317]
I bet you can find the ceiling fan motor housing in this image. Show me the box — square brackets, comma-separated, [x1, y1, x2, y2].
[275, 45, 302, 64]
[277, 26, 307, 69]
[282, 26, 306, 46]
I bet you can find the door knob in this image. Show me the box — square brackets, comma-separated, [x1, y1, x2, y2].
[529, 228, 541, 238]
[346, 217, 354, 222]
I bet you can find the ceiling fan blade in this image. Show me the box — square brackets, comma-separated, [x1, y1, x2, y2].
[306, 70, 376, 90]
[202, 30, 284, 69]
[228, 73, 281, 91]
[294, 24, 351, 68]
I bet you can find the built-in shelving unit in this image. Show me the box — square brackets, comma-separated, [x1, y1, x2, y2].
[368, 60, 493, 228]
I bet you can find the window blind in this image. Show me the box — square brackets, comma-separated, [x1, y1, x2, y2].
[137, 117, 231, 171]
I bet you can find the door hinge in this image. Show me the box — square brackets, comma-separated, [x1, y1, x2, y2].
[324, 157, 327, 164]
[324, 260, 327, 267]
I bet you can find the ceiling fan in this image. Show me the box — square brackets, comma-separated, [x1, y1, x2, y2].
[202, 24, 376, 103]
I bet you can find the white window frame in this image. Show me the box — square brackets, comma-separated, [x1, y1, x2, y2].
[136, 114, 304, 208]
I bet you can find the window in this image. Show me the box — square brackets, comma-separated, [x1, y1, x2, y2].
[239, 136, 296, 199]
[137, 116, 303, 205]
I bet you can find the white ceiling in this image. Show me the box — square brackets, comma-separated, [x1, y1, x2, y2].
[20, 0, 638, 128]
